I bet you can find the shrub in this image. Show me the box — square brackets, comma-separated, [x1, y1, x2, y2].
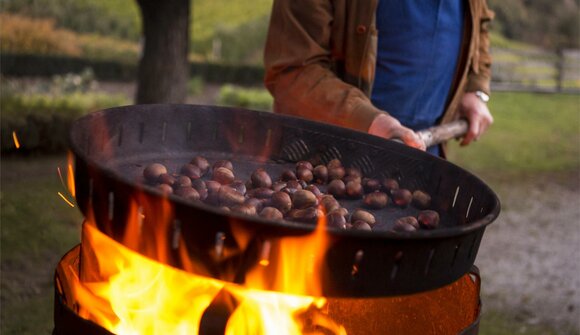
[217, 85, 273, 111]
[1, 75, 129, 153]
[0, 13, 81, 57]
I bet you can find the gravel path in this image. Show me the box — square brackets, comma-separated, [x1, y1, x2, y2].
[476, 174, 580, 333]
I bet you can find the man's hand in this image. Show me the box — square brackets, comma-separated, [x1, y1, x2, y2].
[458, 92, 494, 146]
[368, 113, 426, 151]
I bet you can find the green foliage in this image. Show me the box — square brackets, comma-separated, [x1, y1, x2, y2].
[447, 92, 580, 176]
[488, 0, 579, 49]
[217, 85, 273, 111]
[1, 73, 129, 153]
[1, 0, 141, 41]
[188, 76, 205, 96]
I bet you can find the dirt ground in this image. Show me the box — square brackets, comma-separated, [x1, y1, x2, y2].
[475, 173, 580, 333]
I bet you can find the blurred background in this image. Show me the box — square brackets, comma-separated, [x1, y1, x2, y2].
[1, 0, 579, 334]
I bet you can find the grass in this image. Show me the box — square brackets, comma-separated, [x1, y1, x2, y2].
[1, 155, 82, 335]
[447, 92, 580, 178]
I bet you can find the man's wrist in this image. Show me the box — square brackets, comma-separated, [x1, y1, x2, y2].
[474, 90, 490, 103]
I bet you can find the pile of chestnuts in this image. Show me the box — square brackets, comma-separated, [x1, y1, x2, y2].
[142, 157, 440, 233]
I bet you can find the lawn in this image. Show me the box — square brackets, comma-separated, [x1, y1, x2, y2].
[1, 91, 578, 334]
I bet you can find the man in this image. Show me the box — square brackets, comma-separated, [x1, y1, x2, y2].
[264, 0, 494, 156]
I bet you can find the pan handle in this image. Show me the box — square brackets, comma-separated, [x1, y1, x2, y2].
[417, 119, 469, 148]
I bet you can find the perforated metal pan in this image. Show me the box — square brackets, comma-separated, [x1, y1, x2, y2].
[70, 104, 500, 297]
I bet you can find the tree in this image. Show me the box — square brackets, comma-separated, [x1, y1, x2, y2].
[135, 0, 190, 104]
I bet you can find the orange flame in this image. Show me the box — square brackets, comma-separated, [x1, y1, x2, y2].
[67, 151, 76, 198]
[71, 202, 345, 334]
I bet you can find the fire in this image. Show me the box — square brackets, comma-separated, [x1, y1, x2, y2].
[71, 204, 345, 334]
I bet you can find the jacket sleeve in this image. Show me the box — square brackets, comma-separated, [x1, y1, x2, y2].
[465, 0, 495, 95]
[263, 0, 382, 132]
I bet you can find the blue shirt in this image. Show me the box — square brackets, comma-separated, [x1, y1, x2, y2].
[371, 0, 465, 155]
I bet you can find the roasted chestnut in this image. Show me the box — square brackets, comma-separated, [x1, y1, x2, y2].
[326, 212, 347, 229]
[327, 159, 342, 169]
[190, 156, 210, 175]
[345, 180, 364, 199]
[213, 160, 233, 171]
[181, 164, 202, 180]
[270, 191, 292, 213]
[392, 216, 419, 232]
[175, 186, 200, 201]
[362, 178, 381, 193]
[328, 167, 346, 180]
[280, 169, 297, 182]
[313, 165, 329, 184]
[296, 167, 314, 183]
[143, 163, 167, 183]
[260, 207, 284, 220]
[157, 173, 176, 186]
[412, 190, 432, 209]
[352, 220, 372, 231]
[231, 204, 257, 216]
[392, 189, 413, 208]
[320, 195, 340, 213]
[218, 186, 245, 207]
[174, 175, 192, 188]
[327, 179, 346, 198]
[350, 209, 376, 226]
[363, 192, 389, 209]
[296, 161, 314, 171]
[251, 168, 272, 188]
[418, 210, 440, 229]
[292, 190, 318, 209]
[212, 167, 235, 185]
[247, 187, 275, 199]
[381, 178, 399, 194]
[156, 183, 173, 195]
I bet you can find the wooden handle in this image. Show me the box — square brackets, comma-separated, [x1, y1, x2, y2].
[417, 119, 469, 147]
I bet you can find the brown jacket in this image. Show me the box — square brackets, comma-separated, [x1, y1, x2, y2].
[264, 0, 494, 133]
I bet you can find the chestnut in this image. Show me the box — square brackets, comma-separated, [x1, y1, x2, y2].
[328, 167, 346, 180]
[230, 180, 247, 195]
[362, 178, 381, 193]
[231, 204, 257, 216]
[181, 164, 202, 180]
[175, 186, 200, 201]
[190, 156, 210, 175]
[251, 168, 272, 188]
[174, 175, 192, 189]
[247, 187, 274, 199]
[143, 163, 167, 183]
[350, 209, 376, 226]
[244, 198, 266, 213]
[280, 169, 297, 182]
[327, 179, 346, 198]
[396, 216, 420, 229]
[157, 173, 176, 186]
[292, 190, 318, 209]
[218, 186, 245, 207]
[363, 192, 389, 209]
[213, 160, 233, 171]
[392, 217, 419, 232]
[305, 184, 323, 198]
[296, 167, 314, 183]
[345, 167, 362, 179]
[327, 159, 342, 169]
[272, 181, 287, 192]
[320, 195, 340, 213]
[191, 179, 206, 192]
[260, 207, 284, 220]
[326, 212, 347, 229]
[418, 210, 440, 229]
[352, 220, 372, 231]
[330, 207, 349, 218]
[345, 180, 364, 199]
[286, 207, 323, 224]
[343, 174, 362, 184]
[313, 165, 329, 184]
[212, 167, 235, 185]
[156, 183, 173, 195]
[296, 161, 314, 171]
[381, 178, 399, 194]
[412, 190, 432, 209]
[270, 191, 292, 213]
[392, 189, 413, 208]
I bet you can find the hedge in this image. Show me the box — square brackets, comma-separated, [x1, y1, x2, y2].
[1, 92, 129, 153]
[0, 53, 264, 85]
